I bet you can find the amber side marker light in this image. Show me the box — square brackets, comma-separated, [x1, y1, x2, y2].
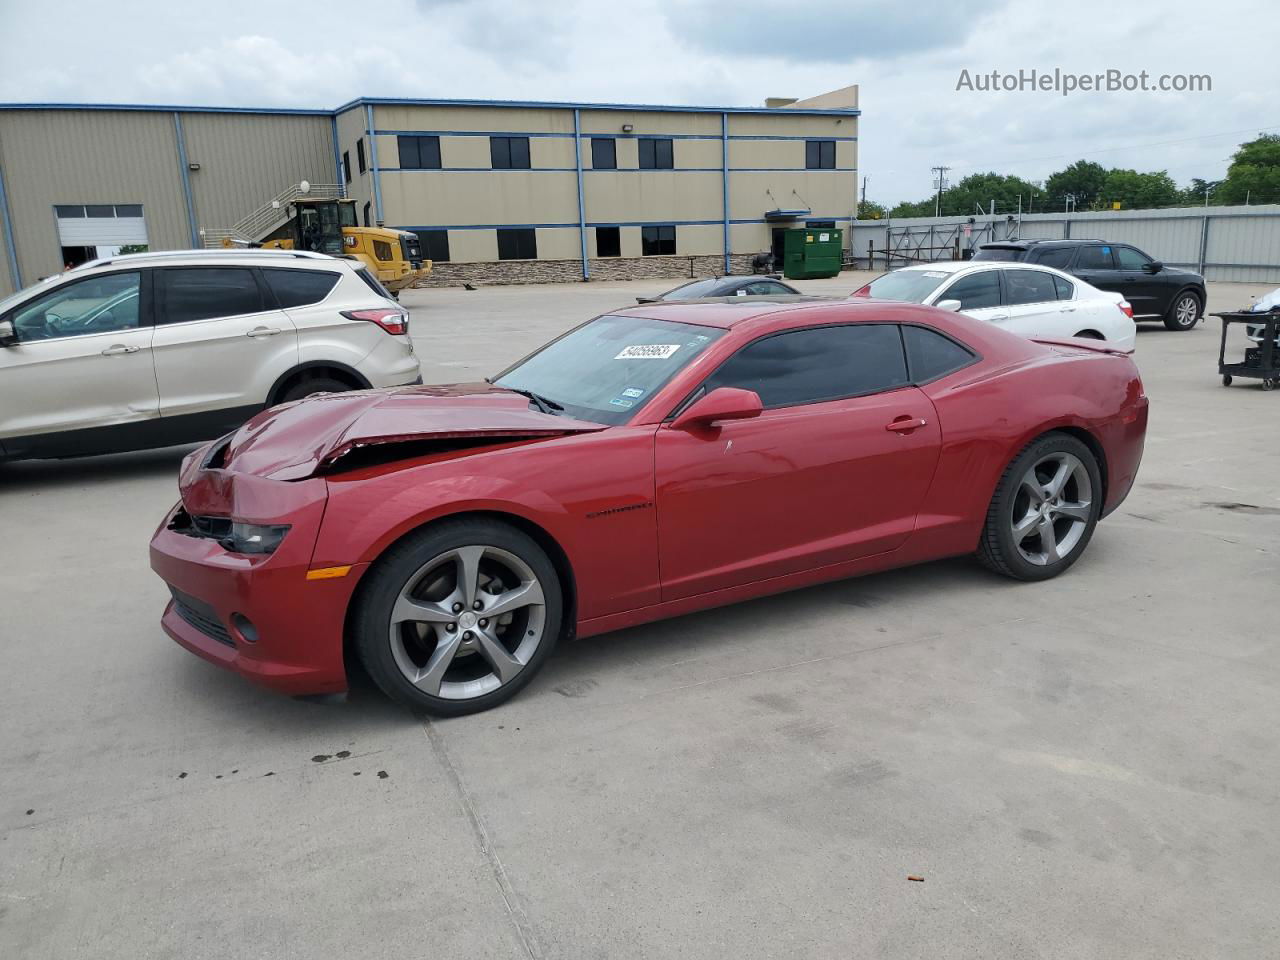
[306, 566, 352, 580]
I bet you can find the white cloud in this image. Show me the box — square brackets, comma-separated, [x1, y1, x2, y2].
[0, 0, 1272, 204]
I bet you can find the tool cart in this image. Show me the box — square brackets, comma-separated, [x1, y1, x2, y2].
[1214, 311, 1280, 390]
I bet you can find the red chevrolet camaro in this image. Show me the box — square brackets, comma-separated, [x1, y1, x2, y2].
[150, 298, 1148, 715]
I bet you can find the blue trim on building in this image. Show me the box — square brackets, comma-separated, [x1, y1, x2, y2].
[728, 135, 858, 141]
[0, 161, 21, 290]
[0, 97, 858, 119]
[573, 109, 588, 280]
[341, 96, 858, 118]
[721, 113, 730, 275]
[379, 166, 854, 174]
[365, 104, 383, 225]
[172, 113, 199, 248]
[375, 129, 575, 139]
[331, 115, 344, 198]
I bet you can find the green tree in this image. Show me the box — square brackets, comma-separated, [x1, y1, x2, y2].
[888, 172, 1044, 218]
[1180, 178, 1224, 206]
[116, 244, 149, 255]
[1044, 160, 1107, 209]
[1216, 134, 1280, 205]
[1096, 169, 1180, 209]
[856, 200, 887, 220]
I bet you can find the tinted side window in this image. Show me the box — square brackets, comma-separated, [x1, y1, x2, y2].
[1052, 275, 1074, 300]
[11, 271, 142, 341]
[940, 272, 1000, 310]
[1114, 246, 1151, 269]
[263, 269, 340, 308]
[1074, 245, 1115, 270]
[1004, 269, 1059, 305]
[704, 324, 908, 409]
[159, 268, 263, 324]
[1033, 247, 1075, 269]
[902, 325, 976, 383]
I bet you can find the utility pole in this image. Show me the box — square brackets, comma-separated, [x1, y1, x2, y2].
[861, 176, 868, 205]
[931, 166, 950, 218]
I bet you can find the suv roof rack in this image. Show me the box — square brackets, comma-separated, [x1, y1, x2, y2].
[77, 248, 336, 271]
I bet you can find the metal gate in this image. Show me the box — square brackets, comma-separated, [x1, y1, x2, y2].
[870, 218, 1019, 269]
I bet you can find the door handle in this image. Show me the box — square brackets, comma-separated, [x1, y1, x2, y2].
[1060, 305, 1077, 313]
[988, 313, 1010, 322]
[246, 326, 282, 338]
[886, 417, 928, 434]
[101, 344, 140, 356]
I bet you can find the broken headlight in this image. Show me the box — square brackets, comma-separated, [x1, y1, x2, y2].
[218, 521, 291, 555]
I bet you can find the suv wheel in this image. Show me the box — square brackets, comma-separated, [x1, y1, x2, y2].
[1164, 291, 1201, 331]
[280, 376, 351, 403]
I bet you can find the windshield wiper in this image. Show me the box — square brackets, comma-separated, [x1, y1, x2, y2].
[503, 387, 564, 416]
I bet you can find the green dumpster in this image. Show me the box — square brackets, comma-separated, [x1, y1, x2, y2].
[782, 227, 843, 280]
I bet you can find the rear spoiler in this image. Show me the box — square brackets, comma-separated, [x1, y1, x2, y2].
[1032, 336, 1134, 357]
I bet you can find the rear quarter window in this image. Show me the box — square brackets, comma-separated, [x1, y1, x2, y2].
[902, 325, 977, 383]
[263, 268, 340, 308]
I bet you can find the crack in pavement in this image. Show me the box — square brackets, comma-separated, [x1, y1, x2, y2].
[420, 716, 542, 960]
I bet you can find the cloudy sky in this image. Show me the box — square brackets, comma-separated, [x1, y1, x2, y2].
[1, 0, 1272, 206]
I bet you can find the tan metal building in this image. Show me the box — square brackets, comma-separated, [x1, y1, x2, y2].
[0, 88, 858, 297]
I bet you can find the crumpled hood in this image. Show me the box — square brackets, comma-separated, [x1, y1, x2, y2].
[214, 383, 606, 481]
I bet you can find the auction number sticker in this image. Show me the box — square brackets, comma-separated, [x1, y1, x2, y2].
[615, 344, 680, 360]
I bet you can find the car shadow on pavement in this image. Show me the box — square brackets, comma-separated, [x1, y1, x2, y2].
[0, 444, 197, 492]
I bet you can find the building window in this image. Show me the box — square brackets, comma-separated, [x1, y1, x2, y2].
[641, 225, 676, 256]
[591, 138, 616, 170]
[357, 138, 367, 174]
[398, 135, 441, 170]
[805, 140, 836, 169]
[638, 138, 674, 169]
[342, 151, 351, 184]
[490, 136, 531, 169]
[413, 229, 451, 263]
[595, 226, 621, 258]
[497, 228, 537, 260]
[807, 220, 836, 229]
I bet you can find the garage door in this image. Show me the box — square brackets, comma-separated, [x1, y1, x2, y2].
[54, 204, 148, 246]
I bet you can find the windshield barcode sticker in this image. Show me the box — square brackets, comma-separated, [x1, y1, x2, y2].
[615, 344, 680, 360]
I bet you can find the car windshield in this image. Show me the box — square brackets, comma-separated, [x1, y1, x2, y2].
[859, 269, 950, 303]
[493, 314, 725, 425]
[971, 247, 1025, 261]
[661, 279, 722, 300]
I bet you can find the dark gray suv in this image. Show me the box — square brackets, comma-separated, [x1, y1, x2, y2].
[973, 240, 1206, 331]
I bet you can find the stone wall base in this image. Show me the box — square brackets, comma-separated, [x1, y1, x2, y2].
[416, 254, 760, 288]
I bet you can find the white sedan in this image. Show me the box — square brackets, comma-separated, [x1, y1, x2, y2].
[853, 261, 1137, 351]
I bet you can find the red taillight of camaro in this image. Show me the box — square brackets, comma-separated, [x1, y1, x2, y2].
[342, 308, 409, 336]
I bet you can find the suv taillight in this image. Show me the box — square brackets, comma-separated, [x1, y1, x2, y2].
[1119, 301, 1134, 319]
[342, 308, 409, 336]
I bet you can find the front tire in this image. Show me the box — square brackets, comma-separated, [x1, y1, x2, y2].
[1164, 290, 1201, 331]
[977, 432, 1102, 582]
[352, 518, 562, 716]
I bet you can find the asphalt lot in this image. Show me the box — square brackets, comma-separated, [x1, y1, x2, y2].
[2, 272, 1278, 959]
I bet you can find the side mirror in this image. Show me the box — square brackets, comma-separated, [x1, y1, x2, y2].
[1143, 261, 1163, 274]
[0, 318, 15, 346]
[672, 387, 763, 430]
[935, 299, 963, 312]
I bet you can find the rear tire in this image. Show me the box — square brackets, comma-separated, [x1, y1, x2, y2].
[1164, 291, 1201, 331]
[352, 518, 563, 716]
[279, 376, 352, 404]
[977, 432, 1102, 582]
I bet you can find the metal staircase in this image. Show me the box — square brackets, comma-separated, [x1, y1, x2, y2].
[202, 183, 343, 248]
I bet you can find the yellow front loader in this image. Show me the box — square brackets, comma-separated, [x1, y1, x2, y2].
[226, 198, 430, 296]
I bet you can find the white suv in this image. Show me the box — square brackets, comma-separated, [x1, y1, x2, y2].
[0, 249, 422, 462]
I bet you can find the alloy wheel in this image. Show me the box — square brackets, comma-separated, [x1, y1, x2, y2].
[1175, 295, 1198, 328]
[389, 545, 546, 700]
[1009, 452, 1094, 566]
